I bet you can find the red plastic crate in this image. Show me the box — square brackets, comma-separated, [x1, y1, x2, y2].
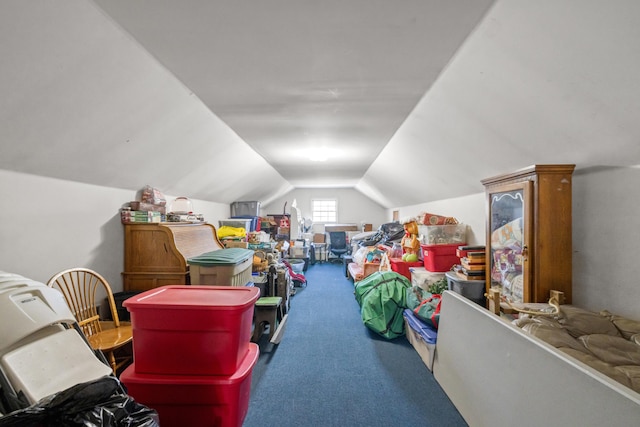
[123, 285, 260, 375]
[121, 343, 259, 427]
[389, 258, 423, 280]
[421, 243, 465, 272]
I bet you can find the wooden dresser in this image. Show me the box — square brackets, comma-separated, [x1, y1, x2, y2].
[122, 222, 224, 292]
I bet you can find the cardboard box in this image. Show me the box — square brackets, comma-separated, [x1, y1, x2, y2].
[313, 233, 326, 243]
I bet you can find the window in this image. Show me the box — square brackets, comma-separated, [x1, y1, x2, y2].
[312, 199, 337, 223]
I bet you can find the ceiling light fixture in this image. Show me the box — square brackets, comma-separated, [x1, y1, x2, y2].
[308, 147, 328, 162]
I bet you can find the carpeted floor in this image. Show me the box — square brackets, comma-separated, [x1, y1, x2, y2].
[243, 261, 467, 427]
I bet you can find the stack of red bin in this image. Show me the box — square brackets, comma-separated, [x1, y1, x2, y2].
[389, 258, 424, 280]
[120, 285, 260, 427]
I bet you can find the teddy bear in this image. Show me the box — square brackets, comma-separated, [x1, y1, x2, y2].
[401, 220, 421, 257]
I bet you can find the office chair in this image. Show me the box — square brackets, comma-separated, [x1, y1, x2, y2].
[328, 231, 349, 262]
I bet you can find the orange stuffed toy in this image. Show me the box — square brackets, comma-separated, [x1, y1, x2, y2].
[401, 221, 420, 258]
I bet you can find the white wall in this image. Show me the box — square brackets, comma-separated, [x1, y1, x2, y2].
[391, 167, 640, 320]
[2, 167, 639, 319]
[0, 169, 229, 292]
[262, 188, 390, 234]
[572, 167, 640, 320]
[391, 193, 486, 246]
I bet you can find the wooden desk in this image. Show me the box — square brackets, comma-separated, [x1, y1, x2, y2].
[122, 222, 224, 291]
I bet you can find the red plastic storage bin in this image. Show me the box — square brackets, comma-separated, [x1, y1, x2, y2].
[421, 243, 465, 272]
[121, 343, 259, 427]
[389, 258, 423, 280]
[123, 285, 260, 375]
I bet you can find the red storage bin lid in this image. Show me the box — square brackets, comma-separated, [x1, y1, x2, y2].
[123, 285, 260, 311]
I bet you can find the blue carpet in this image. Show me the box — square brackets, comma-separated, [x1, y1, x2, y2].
[243, 262, 467, 427]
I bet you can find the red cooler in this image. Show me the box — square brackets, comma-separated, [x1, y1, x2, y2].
[121, 343, 259, 427]
[123, 285, 260, 375]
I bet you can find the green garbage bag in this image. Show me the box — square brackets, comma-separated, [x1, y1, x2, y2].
[354, 271, 412, 339]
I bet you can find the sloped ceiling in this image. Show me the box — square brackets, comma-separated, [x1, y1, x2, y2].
[1, 1, 639, 208]
[92, 0, 495, 196]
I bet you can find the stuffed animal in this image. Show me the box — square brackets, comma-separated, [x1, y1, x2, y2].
[401, 220, 420, 257]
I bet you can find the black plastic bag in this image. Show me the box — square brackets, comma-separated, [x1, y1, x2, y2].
[359, 222, 405, 247]
[0, 376, 158, 427]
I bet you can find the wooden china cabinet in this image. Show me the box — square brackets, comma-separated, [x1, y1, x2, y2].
[481, 164, 575, 307]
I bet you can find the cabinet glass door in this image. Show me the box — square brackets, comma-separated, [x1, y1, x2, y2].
[488, 183, 530, 303]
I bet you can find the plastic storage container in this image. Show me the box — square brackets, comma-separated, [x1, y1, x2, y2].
[168, 197, 193, 214]
[288, 259, 305, 274]
[231, 216, 260, 232]
[188, 248, 253, 287]
[419, 224, 467, 245]
[445, 271, 486, 305]
[219, 218, 253, 232]
[289, 245, 310, 258]
[409, 267, 446, 291]
[389, 258, 423, 280]
[403, 309, 438, 371]
[123, 285, 260, 375]
[421, 243, 465, 272]
[230, 201, 260, 217]
[121, 343, 259, 427]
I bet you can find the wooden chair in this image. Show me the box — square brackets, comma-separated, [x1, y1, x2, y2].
[47, 268, 133, 374]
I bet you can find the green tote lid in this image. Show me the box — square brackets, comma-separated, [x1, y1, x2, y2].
[187, 248, 253, 266]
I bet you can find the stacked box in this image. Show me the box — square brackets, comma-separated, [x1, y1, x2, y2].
[121, 344, 258, 427]
[457, 245, 487, 281]
[121, 286, 260, 427]
[389, 258, 423, 280]
[123, 286, 259, 375]
[121, 209, 162, 223]
[421, 243, 465, 272]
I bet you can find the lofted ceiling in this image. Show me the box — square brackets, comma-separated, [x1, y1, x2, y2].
[93, 0, 495, 189]
[1, 1, 639, 209]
